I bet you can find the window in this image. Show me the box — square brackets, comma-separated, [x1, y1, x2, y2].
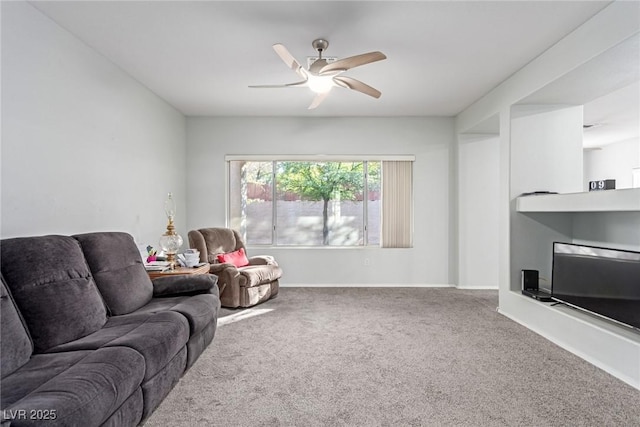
[227, 156, 413, 247]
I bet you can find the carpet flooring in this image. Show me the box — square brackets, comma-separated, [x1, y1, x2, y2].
[145, 288, 640, 426]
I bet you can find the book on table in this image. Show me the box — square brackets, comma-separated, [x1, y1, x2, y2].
[144, 261, 170, 272]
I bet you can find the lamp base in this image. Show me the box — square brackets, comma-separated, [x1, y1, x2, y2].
[166, 252, 177, 270]
[159, 215, 183, 270]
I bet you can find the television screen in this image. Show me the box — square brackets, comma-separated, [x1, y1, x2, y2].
[552, 242, 640, 330]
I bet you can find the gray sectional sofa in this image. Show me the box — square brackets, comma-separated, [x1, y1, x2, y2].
[0, 232, 220, 426]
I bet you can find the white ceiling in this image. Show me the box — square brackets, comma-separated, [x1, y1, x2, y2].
[583, 81, 640, 148]
[518, 32, 640, 148]
[30, 0, 614, 117]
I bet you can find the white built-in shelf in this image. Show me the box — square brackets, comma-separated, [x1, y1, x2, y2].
[516, 188, 640, 213]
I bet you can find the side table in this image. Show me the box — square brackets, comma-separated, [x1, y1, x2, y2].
[147, 263, 210, 279]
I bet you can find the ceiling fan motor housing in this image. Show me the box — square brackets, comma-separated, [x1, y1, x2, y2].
[312, 38, 329, 53]
[306, 56, 337, 69]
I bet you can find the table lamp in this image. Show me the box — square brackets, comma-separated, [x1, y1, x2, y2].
[158, 192, 183, 270]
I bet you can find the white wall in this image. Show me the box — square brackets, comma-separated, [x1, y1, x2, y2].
[584, 138, 640, 190]
[510, 105, 584, 291]
[1, 2, 187, 245]
[456, 1, 640, 389]
[458, 135, 500, 288]
[186, 117, 455, 286]
[511, 106, 584, 196]
[573, 212, 640, 251]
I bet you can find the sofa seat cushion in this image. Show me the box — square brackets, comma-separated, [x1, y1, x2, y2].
[131, 294, 219, 337]
[46, 311, 189, 381]
[100, 388, 143, 427]
[1, 347, 144, 426]
[2, 350, 91, 409]
[1, 235, 108, 352]
[239, 265, 283, 287]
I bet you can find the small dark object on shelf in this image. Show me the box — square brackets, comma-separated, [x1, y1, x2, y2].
[520, 191, 558, 196]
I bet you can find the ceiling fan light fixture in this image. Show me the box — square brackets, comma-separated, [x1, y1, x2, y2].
[307, 75, 334, 94]
[249, 39, 386, 109]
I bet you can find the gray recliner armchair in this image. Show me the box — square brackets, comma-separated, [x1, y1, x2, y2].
[188, 228, 282, 308]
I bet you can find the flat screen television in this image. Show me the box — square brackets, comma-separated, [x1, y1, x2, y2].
[551, 242, 640, 330]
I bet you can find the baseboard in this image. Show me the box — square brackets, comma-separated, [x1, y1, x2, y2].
[279, 283, 455, 288]
[279, 284, 498, 290]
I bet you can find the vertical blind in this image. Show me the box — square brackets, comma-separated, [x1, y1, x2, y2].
[381, 161, 413, 248]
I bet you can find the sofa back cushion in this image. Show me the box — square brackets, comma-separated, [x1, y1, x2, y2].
[74, 232, 153, 315]
[0, 235, 107, 353]
[189, 228, 245, 264]
[0, 276, 33, 377]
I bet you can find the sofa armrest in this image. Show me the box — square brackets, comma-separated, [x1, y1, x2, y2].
[152, 274, 218, 297]
[208, 262, 237, 273]
[248, 255, 278, 266]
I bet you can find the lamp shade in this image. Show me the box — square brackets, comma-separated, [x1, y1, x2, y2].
[307, 75, 334, 94]
[164, 192, 177, 220]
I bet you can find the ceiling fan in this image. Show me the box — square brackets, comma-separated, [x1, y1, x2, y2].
[249, 39, 387, 110]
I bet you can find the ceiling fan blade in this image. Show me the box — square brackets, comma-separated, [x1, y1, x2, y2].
[308, 92, 329, 110]
[333, 76, 381, 98]
[273, 44, 306, 78]
[249, 81, 308, 89]
[319, 51, 386, 74]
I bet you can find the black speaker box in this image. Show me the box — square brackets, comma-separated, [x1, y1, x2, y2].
[521, 269, 539, 291]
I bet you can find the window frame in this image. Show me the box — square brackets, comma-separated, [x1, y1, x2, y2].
[225, 154, 415, 248]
